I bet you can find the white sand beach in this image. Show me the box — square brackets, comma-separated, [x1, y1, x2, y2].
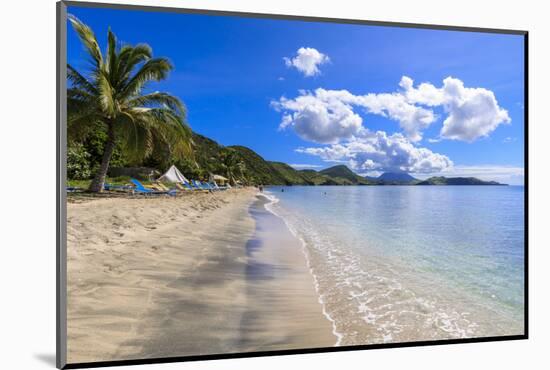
[66, 189, 335, 363]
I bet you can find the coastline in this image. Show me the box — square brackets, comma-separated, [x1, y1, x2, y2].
[238, 195, 335, 351]
[67, 189, 334, 363]
[261, 193, 344, 345]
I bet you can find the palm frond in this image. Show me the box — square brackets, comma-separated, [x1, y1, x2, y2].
[68, 14, 103, 68]
[128, 92, 186, 116]
[116, 113, 154, 162]
[125, 107, 192, 159]
[67, 87, 94, 103]
[67, 64, 96, 94]
[120, 58, 172, 99]
[106, 28, 118, 79]
[67, 110, 104, 142]
[96, 72, 116, 117]
[116, 44, 152, 89]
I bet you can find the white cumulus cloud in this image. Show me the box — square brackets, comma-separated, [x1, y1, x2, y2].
[400, 76, 511, 142]
[296, 130, 453, 174]
[274, 76, 509, 143]
[272, 88, 435, 143]
[271, 90, 364, 144]
[284, 47, 330, 77]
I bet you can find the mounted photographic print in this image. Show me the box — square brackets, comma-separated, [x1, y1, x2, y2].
[56, 1, 528, 368]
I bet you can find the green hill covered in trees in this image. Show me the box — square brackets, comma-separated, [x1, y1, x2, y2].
[416, 177, 504, 185]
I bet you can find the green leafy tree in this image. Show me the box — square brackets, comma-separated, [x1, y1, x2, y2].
[67, 15, 192, 192]
[67, 143, 92, 180]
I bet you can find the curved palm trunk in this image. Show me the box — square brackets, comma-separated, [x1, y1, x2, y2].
[89, 125, 116, 193]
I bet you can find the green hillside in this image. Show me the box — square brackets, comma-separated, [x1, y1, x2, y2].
[189, 135, 374, 186]
[268, 162, 312, 185]
[417, 176, 505, 185]
[298, 169, 338, 185]
[319, 165, 373, 185]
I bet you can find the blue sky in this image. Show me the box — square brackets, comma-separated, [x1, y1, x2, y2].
[67, 6, 525, 184]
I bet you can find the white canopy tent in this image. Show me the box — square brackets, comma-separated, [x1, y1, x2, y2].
[157, 165, 188, 183]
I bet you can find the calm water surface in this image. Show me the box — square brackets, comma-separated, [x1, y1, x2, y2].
[264, 185, 525, 345]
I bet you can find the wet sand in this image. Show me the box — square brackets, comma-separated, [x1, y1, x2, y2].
[66, 190, 334, 364]
[232, 196, 335, 351]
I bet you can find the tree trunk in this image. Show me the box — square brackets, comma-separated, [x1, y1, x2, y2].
[89, 124, 116, 193]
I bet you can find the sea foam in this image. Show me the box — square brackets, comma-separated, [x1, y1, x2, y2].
[259, 191, 344, 346]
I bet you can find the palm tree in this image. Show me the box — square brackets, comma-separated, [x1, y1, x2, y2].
[67, 16, 192, 192]
[220, 149, 245, 186]
[236, 161, 247, 185]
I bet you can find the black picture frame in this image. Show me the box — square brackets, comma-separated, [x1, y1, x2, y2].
[56, 1, 529, 368]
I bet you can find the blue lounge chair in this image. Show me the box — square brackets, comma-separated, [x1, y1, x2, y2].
[191, 180, 205, 190]
[182, 181, 196, 190]
[202, 181, 216, 191]
[130, 178, 176, 196]
[104, 183, 132, 191]
[175, 182, 190, 191]
[202, 182, 215, 191]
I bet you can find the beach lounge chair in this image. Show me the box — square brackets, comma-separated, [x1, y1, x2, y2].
[201, 181, 216, 191]
[104, 183, 132, 191]
[182, 181, 196, 190]
[193, 180, 213, 192]
[130, 179, 176, 196]
[191, 180, 204, 190]
[203, 182, 215, 191]
[175, 183, 188, 191]
[151, 181, 172, 192]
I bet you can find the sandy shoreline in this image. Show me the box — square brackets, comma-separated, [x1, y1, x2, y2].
[67, 189, 334, 363]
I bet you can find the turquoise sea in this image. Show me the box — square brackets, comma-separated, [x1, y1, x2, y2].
[263, 185, 525, 345]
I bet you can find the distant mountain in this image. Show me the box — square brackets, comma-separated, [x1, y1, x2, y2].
[364, 175, 379, 182]
[320, 165, 373, 185]
[185, 133, 504, 187]
[377, 172, 419, 184]
[416, 176, 506, 186]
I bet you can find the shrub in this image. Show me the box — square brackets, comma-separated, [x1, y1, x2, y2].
[67, 143, 92, 180]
